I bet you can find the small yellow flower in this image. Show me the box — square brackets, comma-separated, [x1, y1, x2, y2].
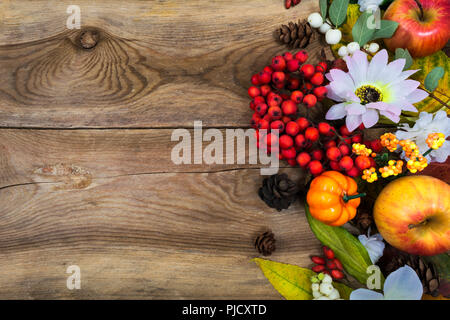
[362, 167, 378, 183]
[380, 133, 399, 152]
[379, 160, 403, 178]
[352, 143, 372, 157]
[406, 155, 428, 173]
[426, 133, 446, 150]
[399, 139, 421, 158]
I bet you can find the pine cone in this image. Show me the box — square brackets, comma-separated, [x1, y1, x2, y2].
[275, 19, 317, 49]
[255, 231, 276, 256]
[258, 173, 300, 211]
[383, 253, 440, 297]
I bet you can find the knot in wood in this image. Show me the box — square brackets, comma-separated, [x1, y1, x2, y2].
[79, 30, 99, 49]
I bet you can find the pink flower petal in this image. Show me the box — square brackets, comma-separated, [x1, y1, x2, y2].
[346, 114, 363, 132]
[346, 50, 368, 86]
[326, 103, 347, 120]
[407, 89, 428, 103]
[366, 101, 388, 111]
[326, 85, 344, 102]
[389, 79, 420, 96]
[346, 103, 367, 115]
[330, 69, 355, 90]
[380, 110, 400, 123]
[362, 109, 379, 128]
[367, 49, 388, 82]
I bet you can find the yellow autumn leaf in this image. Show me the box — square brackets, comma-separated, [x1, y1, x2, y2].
[253, 258, 353, 300]
[408, 50, 450, 116]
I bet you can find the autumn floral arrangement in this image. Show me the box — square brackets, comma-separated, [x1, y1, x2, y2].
[250, 0, 449, 300]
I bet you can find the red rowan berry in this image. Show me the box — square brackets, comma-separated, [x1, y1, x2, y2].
[312, 265, 326, 273]
[333, 258, 343, 271]
[260, 84, 271, 96]
[283, 52, 294, 61]
[326, 260, 337, 270]
[286, 121, 300, 136]
[338, 143, 350, 156]
[303, 94, 317, 108]
[346, 166, 360, 177]
[352, 134, 363, 143]
[291, 90, 304, 104]
[248, 86, 260, 98]
[326, 146, 341, 161]
[300, 64, 315, 78]
[281, 147, 297, 159]
[331, 269, 345, 280]
[294, 50, 308, 63]
[305, 127, 319, 142]
[282, 100, 298, 116]
[287, 77, 300, 90]
[271, 56, 286, 71]
[295, 134, 306, 148]
[251, 74, 260, 85]
[296, 117, 310, 131]
[311, 149, 324, 161]
[270, 120, 285, 132]
[287, 59, 301, 72]
[310, 72, 324, 86]
[324, 139, 336, 149]
[323, 246, 335, 259]
[329, 160, 341, 171]
[355, 155, 371, 170]
[255, 103, 268, 116]
[267, 93, 282, 107]
[296, 152, 311, 167]
[279, 135, 294, 149]
[311, 256, 326, 265]
[339, 125, 352, 136]
[313, 86, 327, 98]
[259, 72, 271, 84]
[318, 122, 332, 136]
[282, 116, 292, 124]
[264, 133, 279, 147]
[268, 106, 282, 120]
[370, 139, 383, 153]
[253, 96, 265, 105]
[272, 71, 286, 84]
[287, 159, 297, 167]
[308, 160, 323, 175]
[257, 119, 269, 130]
[263, 66, 273, 74]
[339, 156, 354, 171]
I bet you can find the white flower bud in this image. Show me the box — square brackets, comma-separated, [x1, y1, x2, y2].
[325, 29, 342, 45]
[322, 274, 333, 284]
[319, 282, 334, 296]
[313, 290, 322, 298]
[307, 12, 324, 28]
[338, 45, 348, 57]
[312, 283, 320, 291]
[368, 42, 380, 53]
[347, 42, 360, 54]
[319, 22, 332, 34]
[328, 289, 341, 300]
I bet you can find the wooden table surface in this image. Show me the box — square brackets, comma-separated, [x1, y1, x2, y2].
[0, 0, 328, 299]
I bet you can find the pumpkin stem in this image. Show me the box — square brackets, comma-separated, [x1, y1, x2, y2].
[343, 193, 366, 202]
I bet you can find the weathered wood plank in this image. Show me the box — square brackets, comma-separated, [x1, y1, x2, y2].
[0, 168, 319, 299]
[0, 0, 329, 128]
[0, 129, 293, 189]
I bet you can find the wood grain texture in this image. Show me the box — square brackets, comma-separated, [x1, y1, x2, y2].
[0, 0, 331, 299]
[0, 167, 320, 299]
[0, 0, 330, 128]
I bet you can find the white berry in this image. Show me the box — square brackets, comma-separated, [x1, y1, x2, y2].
[347, 42, 360, 54]
[338, 45, 348, 57]
[322, 274, 333, 284]
[313, 290, 322, 299]
[319, 22, 332, 34]
[363, 43, 370, 50]
[325, 29, 342, 45]
[319, 282, 334, 296]
[312, 283, 320, 291]
[308, 13, 324, 28]
[369, 42, 380, 53]
[328, 289, 341, 300]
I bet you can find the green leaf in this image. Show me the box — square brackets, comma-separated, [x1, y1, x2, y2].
[352, 11, 375, 47]
[253, 258, 315, 300]
[253, 258, 354, 300]
[320, 0, 328, 20]
[305, 203, 383, 286]
[394, 48, 413, 71]
[371, 20, 398, 40]
[329, 0, 349, 27]
[424, 66, 445, 92]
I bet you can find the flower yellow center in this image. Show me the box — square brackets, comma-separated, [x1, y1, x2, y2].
[355, 85, 383, 105]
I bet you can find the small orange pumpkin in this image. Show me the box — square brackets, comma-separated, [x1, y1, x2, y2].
[306, 171, 364, 227]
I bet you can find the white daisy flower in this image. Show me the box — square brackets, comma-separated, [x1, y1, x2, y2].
[396, 111, 450, 163]
[358, 0, 383, 12]
[325, 49, 428, 132]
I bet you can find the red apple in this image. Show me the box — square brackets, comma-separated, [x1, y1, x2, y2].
[374, 175, 450, 256]
[383, 0, 450, 58]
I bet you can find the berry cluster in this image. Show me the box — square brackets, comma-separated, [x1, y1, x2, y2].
[285, 0, 301, 9]
[311, 246, 344, 280]
[311, 273, 342, 300]
[248, 51, 384, 178]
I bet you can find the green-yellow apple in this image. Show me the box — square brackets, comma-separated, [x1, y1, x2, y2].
[383, 0, 450, 58]
[374, 175, 450, 256]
